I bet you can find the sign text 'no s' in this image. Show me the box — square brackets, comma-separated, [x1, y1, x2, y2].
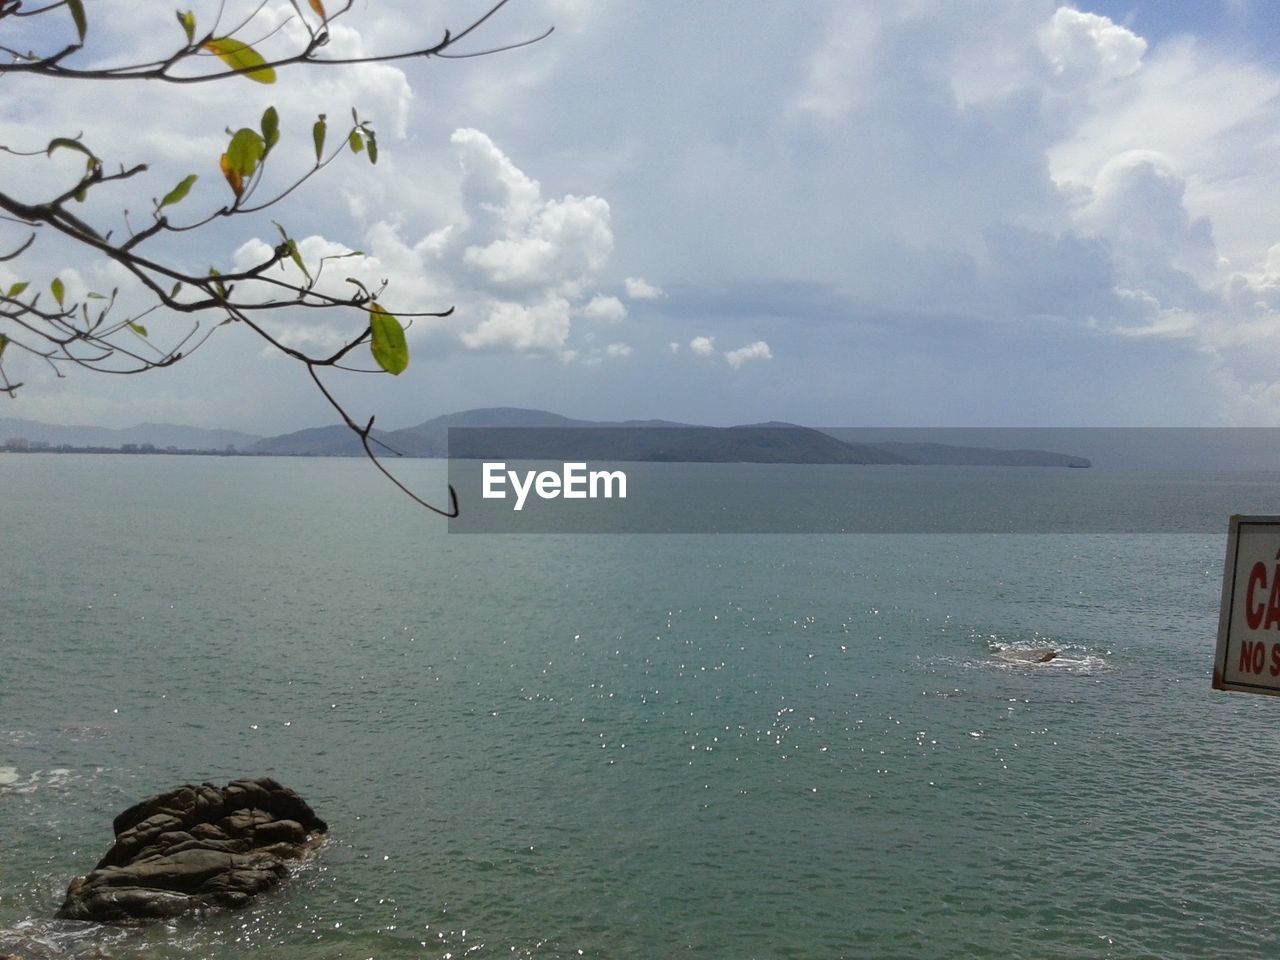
[1214, 516, 1280, 696]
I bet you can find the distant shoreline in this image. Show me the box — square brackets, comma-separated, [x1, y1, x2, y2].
[0, 446, 1090, 467]
[0, 444, 265, 457]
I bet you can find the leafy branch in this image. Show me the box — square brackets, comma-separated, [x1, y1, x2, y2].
[0, 0, 550, 82]
[0, 0, 553, 516]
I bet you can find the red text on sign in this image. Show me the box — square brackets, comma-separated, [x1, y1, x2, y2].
[1244, 561, 1280, 630]
[1236, 639, 1280, 676]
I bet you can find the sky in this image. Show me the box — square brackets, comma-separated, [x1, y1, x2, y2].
[4, 0, 1280, 434]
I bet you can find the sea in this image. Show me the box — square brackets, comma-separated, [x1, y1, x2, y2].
[4, 454, 1280, 959]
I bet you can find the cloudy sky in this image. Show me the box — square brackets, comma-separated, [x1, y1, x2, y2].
[3, 0, 1280, 434]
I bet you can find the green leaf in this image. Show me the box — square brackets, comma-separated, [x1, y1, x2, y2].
[170, 281, 183, 298]
[273, 222, 312, 282]
[85, 291, 107, 300]
[226, 128, 264, 179]
[366, 130, 378, 165]
[286, 239, 312, 281]
[209, 267, 228, 299]
[66, 0, 87, 41]
[0, 334, 7, 359]
[129, 322, 149, 337]
[50, 277, 65, 307]
[312, 115, 326, 162]
[7, 281, 28, 298]
[159, 173, 198, 209]
[369, 302, 408, 375]
[176, 10, 196, 45]
[348, 130, 364, 154]
[260, 106, 279, 152]
[202, 37, 276, 84]
[46, 137, 96, 163]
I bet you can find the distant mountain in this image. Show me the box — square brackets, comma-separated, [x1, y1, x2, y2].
[250, 408, 906, 464]
[378, 407, 715, 458]
[1, 409, 1092, 467]
[445, 423, 910, 465]
[250, 408, 1095, 465]
[247, 424, 380, 457]
[247, 407, 589, 457]
[820, 429, 1091, 467]
[0, 417, 261, 451]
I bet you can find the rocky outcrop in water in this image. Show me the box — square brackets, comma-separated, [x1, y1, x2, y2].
[993, 646, 1058, 664]
[56, 777, 327, 924]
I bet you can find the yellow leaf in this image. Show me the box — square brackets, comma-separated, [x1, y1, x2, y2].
[219, 153, 243, 198]
[202, 37, 276, 84]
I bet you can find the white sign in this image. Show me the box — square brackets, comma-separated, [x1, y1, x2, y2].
[1214, 515, 1280, 696]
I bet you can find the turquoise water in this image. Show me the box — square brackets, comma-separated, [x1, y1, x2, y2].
[3, 455, 1280, 958]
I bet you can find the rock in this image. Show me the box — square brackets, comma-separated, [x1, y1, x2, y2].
[56, 777, 326, 924]
[994, 646, 1058, 664]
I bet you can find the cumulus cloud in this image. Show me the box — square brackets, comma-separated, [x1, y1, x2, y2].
[454, 129, 613, 297]
[689, 336, 716, 357]
[1038, 7, 1146, 84]
[459, 296, 573, 351]
[624, 276, 665, 299]
[271, 128, 626, 358]
[1226, 244, 1280, 315]
[675, 336, 772, 369]
[581, 294, 628, 323]
[569, 341, 632, 366]
[1074, 151, 1218, 305]
[724, 341, 773, 368]
[445, 129, 615, 350]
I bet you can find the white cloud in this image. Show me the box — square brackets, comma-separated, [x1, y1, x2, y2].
[605, 342, 632, 358]
[624, 276, 665, 300]
[1047, 32, 1280, 267]
[667, 342, 680, 354]
[581, 294, 627, 323]
[1038, 7, 1146, 84]
[459, 193, 613, 290]
[234, 127, 626, 359]
[724, 341, 773, 368]
[689, 336, 716, 357]
[1074, 151, 1219, 297]
[459, 296, 573, 352]
[451, 128, 612, 295]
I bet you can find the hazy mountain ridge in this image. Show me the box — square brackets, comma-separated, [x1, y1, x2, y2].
[249, 408, 1087, 466]
[0, 417, 262, 451]
[445, 424, 908, 465]
[820, 434, 1091, 468]
[4, 409, 1092, 467]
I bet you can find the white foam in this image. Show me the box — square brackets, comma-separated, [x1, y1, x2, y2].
[0, 765, 18, 786]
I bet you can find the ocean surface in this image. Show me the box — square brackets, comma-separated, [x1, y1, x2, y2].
[4, 454, 1280, 959]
